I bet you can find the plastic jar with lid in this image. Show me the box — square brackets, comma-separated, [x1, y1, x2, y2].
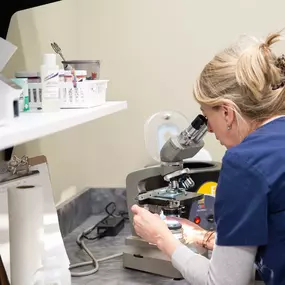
[165, 219, 184, 240]
[161, 213, 207, 255]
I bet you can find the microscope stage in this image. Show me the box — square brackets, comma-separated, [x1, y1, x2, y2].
[140, 189, 203, 207]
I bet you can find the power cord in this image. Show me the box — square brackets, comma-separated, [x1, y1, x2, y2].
[69, 202, 128, 277]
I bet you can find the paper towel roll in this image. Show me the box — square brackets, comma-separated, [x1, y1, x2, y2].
[8, 185, 44, 285]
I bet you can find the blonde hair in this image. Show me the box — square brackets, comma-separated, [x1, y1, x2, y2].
[194, 32, 285, 122]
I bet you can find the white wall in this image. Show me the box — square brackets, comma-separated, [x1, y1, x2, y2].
[4, 0, 285, 205]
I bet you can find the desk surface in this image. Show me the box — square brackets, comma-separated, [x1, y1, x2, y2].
[64, 215, 265, 285]
[64, 215, 188, 285]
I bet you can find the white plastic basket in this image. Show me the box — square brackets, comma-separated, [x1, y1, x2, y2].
[28, 80, 108, 109]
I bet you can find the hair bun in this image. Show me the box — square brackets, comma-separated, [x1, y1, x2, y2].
[194, 30, 285, 123]
[272, 54, 285, 90]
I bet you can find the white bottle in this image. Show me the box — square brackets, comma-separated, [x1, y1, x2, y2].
[41, 54, 60, 112]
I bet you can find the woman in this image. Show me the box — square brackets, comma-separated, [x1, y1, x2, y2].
[131, 32, 285, 285]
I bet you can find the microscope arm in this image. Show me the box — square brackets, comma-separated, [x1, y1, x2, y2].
[136, 115, 208, 206]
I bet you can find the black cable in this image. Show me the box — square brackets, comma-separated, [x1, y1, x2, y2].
[118, 210, 129, 220]
[78, 221, 102, 243]
[105, 201, 129, 220]
[81, 202, 117, 241]
[105, 202, 117, 216]
[70, 202, 125, 277]
[80, 202, 129, 242]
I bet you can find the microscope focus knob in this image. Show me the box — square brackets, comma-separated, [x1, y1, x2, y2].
[162, 205, 185, 217]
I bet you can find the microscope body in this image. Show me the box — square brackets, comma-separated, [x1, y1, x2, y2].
[126, 160, 221, 237]
[123, 115, 221, 278]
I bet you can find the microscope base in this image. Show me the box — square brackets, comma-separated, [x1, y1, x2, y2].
[123, 235, 209, 279]
[123, 245, 183, 279]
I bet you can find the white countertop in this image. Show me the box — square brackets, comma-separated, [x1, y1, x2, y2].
[0, 101, 127, 150]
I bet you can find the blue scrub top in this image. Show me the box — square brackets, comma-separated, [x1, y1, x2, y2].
[215, 117, 285, 285]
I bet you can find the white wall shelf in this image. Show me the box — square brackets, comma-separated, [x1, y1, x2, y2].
[0, 101, 127, 151]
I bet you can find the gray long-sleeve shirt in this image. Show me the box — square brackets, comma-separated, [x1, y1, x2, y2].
[171, 244, 258, 285]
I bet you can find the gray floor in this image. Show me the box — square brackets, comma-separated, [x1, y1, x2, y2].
[64, 215, 188, 285]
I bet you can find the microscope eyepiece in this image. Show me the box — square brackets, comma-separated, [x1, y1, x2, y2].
[191, 114, 207, 130]
[177, 114, 208, 146]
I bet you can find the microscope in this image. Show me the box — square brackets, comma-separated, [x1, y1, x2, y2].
[122, 114, 221, 279]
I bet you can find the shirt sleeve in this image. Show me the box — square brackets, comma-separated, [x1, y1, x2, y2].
[171, 244, 257, 285]
[215, 151, 269, 246]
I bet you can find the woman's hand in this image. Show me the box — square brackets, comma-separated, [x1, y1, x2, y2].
[131, 205, 181, 257]
[166, 217, 215, 250]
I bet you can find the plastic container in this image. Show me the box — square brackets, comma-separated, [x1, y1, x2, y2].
[62, 60, 100, 79]
[40, 53, 60, 112]
[166, 220, 183, 240]
[59, 80, 107, 108]
[27, 80, 108, 109]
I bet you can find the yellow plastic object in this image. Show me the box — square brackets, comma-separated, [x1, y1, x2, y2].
[197, 181, 217, 196]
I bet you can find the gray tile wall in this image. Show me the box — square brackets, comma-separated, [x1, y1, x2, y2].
[57, 188, 127, 237]
[90, 188, 127, 215]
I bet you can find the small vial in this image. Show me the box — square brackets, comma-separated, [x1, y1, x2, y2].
[165, 219, 183, 240]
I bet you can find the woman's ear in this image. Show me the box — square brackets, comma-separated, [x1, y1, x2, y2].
[221, 103, 235, 126]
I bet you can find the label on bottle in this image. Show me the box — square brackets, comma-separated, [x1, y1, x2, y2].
[42, 69, 59, 99]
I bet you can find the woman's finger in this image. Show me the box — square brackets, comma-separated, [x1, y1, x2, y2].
[131, 204, 143, 214]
